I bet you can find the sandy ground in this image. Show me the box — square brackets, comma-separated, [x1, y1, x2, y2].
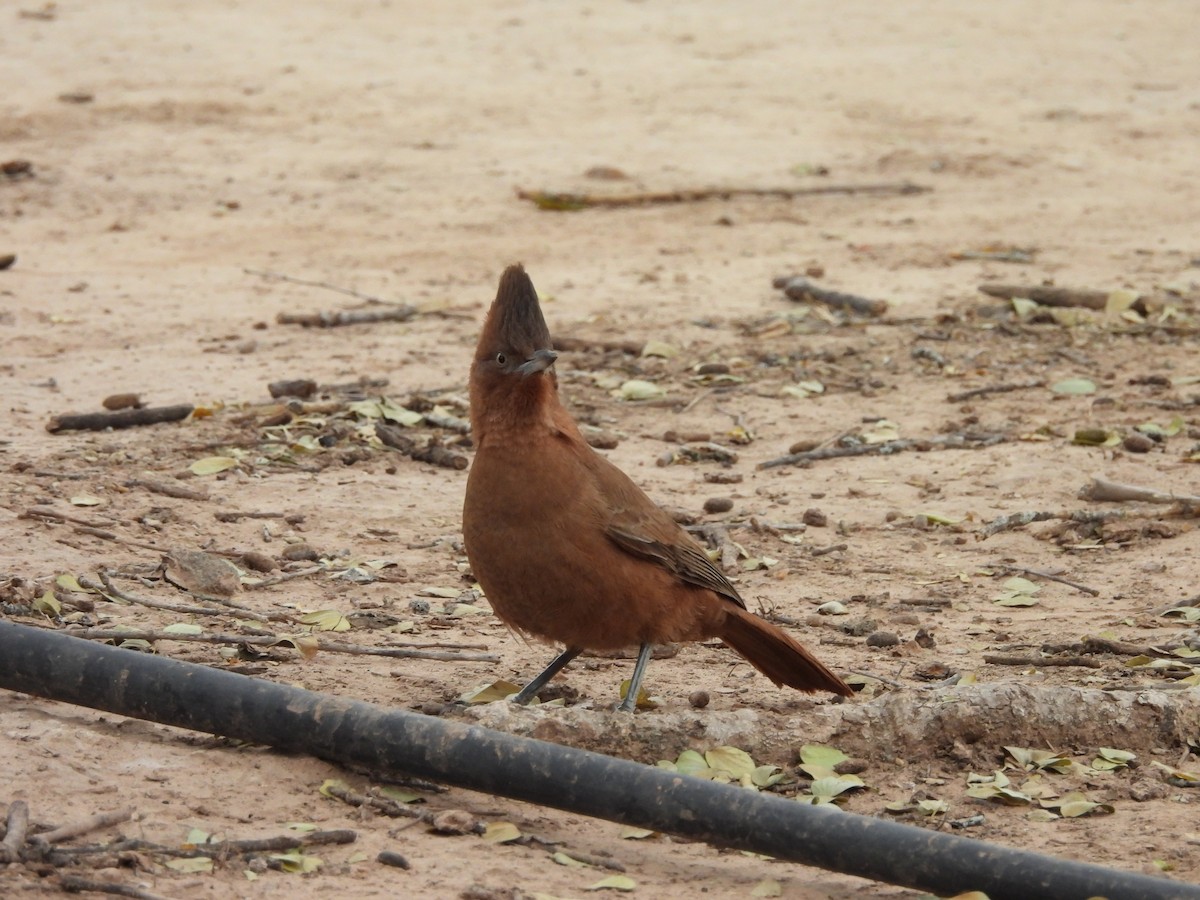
[3, 1, 1200, 897]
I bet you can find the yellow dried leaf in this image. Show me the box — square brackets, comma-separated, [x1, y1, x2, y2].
[190, 456, 239, 476]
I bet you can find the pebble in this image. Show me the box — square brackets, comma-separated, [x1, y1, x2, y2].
[802, 508, 827, 527]
[865, 630, 900, 648]
[1123, 433, 1155, 453]
[688, 690, 710, 709]
[703, 497, 734, 514]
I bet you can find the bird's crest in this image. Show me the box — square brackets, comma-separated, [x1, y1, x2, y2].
[477, 264, 552, 358]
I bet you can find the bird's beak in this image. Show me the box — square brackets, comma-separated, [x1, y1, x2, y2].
[517, 348, 558, 377]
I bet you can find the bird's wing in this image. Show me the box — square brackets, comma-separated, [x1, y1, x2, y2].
[587, 450, 747, 609]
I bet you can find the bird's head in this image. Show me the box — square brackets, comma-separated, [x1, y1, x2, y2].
[470, 264, 559, 432]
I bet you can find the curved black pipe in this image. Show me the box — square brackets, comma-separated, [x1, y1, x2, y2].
[0, 621, 1193, 900]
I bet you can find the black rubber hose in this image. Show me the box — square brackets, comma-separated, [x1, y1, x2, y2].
[0, 621, 1193, 900]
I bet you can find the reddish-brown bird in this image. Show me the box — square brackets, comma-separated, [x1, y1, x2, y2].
[463, 264, 852, 710]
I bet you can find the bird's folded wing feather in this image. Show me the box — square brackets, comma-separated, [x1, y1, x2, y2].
[586, 450, 746, 609]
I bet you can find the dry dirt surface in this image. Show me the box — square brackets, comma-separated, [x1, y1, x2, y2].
[3, 1, 1200, 898]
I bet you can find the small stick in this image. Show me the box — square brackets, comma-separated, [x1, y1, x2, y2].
[553, 335, 644, 355]
[946, 379, 1046, 403]
[1080, 477, 1200, 505]
[215, 510, 289, 522]
[375, 423, 469, 470]
[191, 829, 357, 855]
[976, 283, 1143, 313]
[517, 182, 930, 211]
[322, 782, 424, 820]
[123, 478, 210, 501]
[37, 807, 133, 845]
[81, 573, 269, 623]
[977, 510, 1057, 538]
[59, 877, 169, 900]
[62, 627, 500, 663]
[276, 307, 418, 328]
[773, 276, 888, 317]
[810, 543, 848, 557]
[990, 564, 1100, 597]
[46, 405, 194, 434]
[20, 506, 116, 529]
[242, 565, 324, 590]
[983, 655, 1102, 669]
[70, 526, 165, 553]
[0, 800, 29, 863]
[1041, 637, 1160, 658]
[246, 267, 396, 306]
[758, 432, 1008, 469]
[846, 669, 905, 689]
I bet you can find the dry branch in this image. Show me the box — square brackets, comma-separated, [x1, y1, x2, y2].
[517, 182, 929, 211]
[773, 276, 888, 317]
[277, 307, 417, 328]
[1080, 477, 1200, 505]
[758, 432, 1008, 469]
[46, 405, 194, 434]
[990, 564, 1100, 597]
[983, 655, 1102, 669]
[946, 379, 1045, 403]
[123, 478, 210, 501]
[36, 807, 133, 845]
[0, 800, 29, 863]
[977, 283, 1110, 310]
[58, 877, 169, 900]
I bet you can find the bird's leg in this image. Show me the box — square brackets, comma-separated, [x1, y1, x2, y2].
[512, 646, 582, 705]
[616, 643, 653, 712]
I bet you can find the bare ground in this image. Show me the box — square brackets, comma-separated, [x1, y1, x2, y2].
[2, 1, 1200, 897]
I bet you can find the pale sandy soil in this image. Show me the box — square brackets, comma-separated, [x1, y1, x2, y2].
[3, 1, 1200, 898]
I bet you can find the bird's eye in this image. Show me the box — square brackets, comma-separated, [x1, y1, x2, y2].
[496, 352, 507, 366]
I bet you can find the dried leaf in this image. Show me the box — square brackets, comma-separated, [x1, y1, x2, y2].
[297, 609, 352, 632]
[459, 680, 521, 704]
[616, 379, 666, 401]
[190, 456, 239, 475]
[619, 826, 655, 840]
[162, 623, 204, 636]
[69, 494, 103, 507]
[585, 875, 636, 892]
[641, 340, 678, 359]
[483, 821, 522, 844]
[704, 746, 756, 780]
[1050, 377, 1096, 395]
[166, 857, 214, 873]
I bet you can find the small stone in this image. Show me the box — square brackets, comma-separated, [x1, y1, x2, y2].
[805, 265, 825, 279]
[1128, 780, 1169, 802]
[914, 627, 937, 649]
[802, 508, 827, 527]
[268, 378, 318, 400]
[703, 497, 734, 514]
[842, 618, 877, 636]
[688, 690, 710, 709]
[377, 850, 410, 869]
[241, 551, 277, 573]
[914, 662, 953, 680]
[865, 630, 900, 648]
[703, 471, 743, 485]
[1122, 433, 1155, 453]
[816, 600, 848, 615]
[409, 599, 432, 615]
[102, 392, 143, 411]
[833, 758, 867, 775]
[429, 809, 481, 835]
[788, 439, 820, 454]
[281, 543, 319, 562]
[695, 362, 731, 375]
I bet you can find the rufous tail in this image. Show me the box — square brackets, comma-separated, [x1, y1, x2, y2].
[719, 606, 853, 697]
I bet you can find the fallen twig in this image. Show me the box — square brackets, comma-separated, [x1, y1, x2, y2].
[80, 573, 274, 623]
[1041, 637, 1163, 658]
[554, 335, 644, 354]
[37, 807, 133, 845]
[980, 504, 1200, 540]
[20, 506, 116, 529]
[62, 626, 500, 663]
[123, 478, 210, 501]
[215, 510, 291, 523]
[977, 283, 1112, 311]
[517, 182, 930, 211]
[946, 379, 1046, 403]
[375, 423, 468, 470]
[983, 655, 1102, 669]
[242, 565, 324, 590]
[46, 405, 194, 434]
[758, 432, 1008, 469]
[276, 307, 418, 328]
[773, 276, 888, 317]
[246, 267, 402, 306]
[58, 877, 168, 900]
[322, 781, 424, 820]
[990, 564, 1100, 597]
[1080, 477, 1200, 505]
